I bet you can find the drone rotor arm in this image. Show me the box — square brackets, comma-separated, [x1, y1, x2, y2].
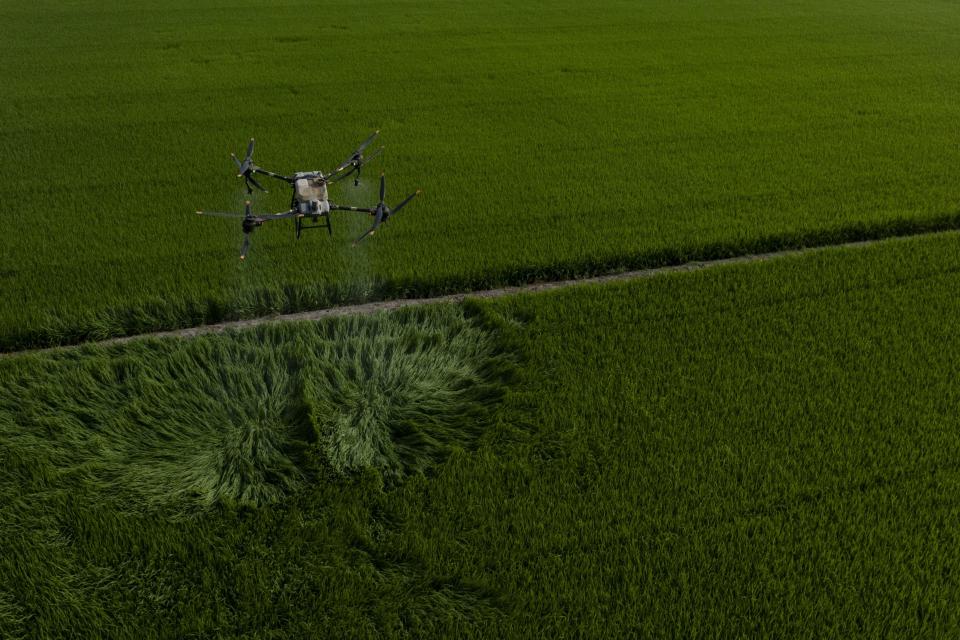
[329, 203, 376, 213]
[251, 167, 293, 183]
[259, 209, 302, 221]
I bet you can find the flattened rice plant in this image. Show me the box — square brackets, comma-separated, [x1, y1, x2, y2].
[300, 306, 512, 478]
[0, 306, 512, 516]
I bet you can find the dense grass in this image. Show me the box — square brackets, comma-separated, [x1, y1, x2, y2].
[4, 232, 960, 637]
[3, 0, 960, 348]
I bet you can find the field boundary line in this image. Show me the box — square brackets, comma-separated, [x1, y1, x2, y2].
[4, 229, 958, 358]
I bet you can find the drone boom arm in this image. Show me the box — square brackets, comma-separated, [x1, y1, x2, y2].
[252, 167, 293, 183]
[196, 210, 246, 219]
[256, 209, 301, 222]
[329, 203, 376, 214]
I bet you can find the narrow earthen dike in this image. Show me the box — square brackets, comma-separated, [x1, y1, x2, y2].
[4, 230, 957, 358]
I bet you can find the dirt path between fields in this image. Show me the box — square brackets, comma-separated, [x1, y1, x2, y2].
[4, 230, 957, 358]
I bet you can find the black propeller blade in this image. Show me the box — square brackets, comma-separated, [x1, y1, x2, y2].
[243, 139, 255, 170]
[245, 174, 267, 193]
[196, 200, 254, 261]
[355, 130, 379, 155]
[231, 138, 255, 176]
[353, 205, 385, 245]
[391, 189, 421, 216]
[240, 234, 251, 261]
[363, 145, 384, 165]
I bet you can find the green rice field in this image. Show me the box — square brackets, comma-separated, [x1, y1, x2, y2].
[5, 1, 960, 637]
[3, 233, 960, 637]
[3, 0, 960, 348]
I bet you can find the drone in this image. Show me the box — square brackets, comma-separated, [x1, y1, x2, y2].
[196, 131, 421, 260]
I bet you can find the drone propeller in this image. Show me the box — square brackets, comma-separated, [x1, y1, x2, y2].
[330, 131, 382, 186]
[232, 139, 255, 175]
[353, 173, 421, 245]
[330, 145, 385, 186]
[198, 200, 301, 260]
[230, 138, 269, 194]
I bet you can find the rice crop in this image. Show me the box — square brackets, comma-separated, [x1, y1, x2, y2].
[0, 306, 507, 512]
[301, 312, 511, 478]
[5, 232, 960, 637]
[3, 0, 960, 348]
[0, 307, 512, 638]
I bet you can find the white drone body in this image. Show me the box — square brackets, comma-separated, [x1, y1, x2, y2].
[292, 173, 331, 217]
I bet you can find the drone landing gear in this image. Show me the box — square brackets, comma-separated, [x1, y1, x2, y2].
[295, 215, 332, 239]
